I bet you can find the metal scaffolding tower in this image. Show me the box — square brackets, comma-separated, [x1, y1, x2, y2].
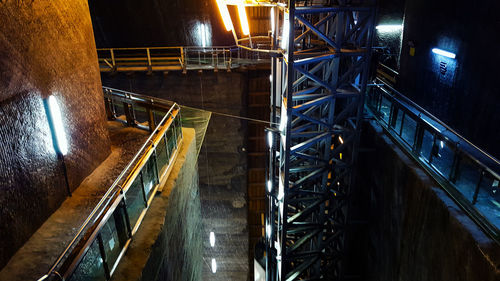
[266, 1, 375, 280]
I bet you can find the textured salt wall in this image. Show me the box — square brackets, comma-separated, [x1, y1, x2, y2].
[353, 121, 500, 281]
[102, 71, 249, 280]
[0, 1, 110, 269]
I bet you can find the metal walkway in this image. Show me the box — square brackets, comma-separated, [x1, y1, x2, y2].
[97, 46, 270, 73]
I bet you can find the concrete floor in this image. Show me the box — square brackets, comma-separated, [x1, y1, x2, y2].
[0, 121, 149, 281]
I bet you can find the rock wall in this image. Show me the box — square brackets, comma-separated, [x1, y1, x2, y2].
[353, 121, 500, 281]
[0, 1, 110, 269]
[101, 71, 249, 280]
[398, 0, 500, 159]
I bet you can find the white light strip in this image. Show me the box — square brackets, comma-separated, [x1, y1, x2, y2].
[432, 48, 456, 59]
[216, 0, 233, 31]
[270, 7, 275, 35]
[267, 131, 273, 147]
[375, 24, 403, 32]
[211, 258, 217, 273]
[238, 5, 250, 35]
[267, 180, 272, 193]
[210, 231, 215, 247]
[266, 223, 271, 238]
[47, 95, 68, 155]
[281, 12, 289, 50]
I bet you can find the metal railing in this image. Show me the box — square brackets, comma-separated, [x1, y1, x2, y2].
[97, 45, 270, 73]
[367, 77, 500, 242]
[39, 89, 183, 281]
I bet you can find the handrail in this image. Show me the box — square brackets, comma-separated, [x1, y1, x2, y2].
[39, 90, 183, 281]
[367, 77, 500, 243]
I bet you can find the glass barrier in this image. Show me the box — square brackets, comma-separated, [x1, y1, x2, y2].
[366, 78, 500, 242]
[41, 90, 182, 281]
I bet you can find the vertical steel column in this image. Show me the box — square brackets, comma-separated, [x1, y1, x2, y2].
[267, 1, 375, 280]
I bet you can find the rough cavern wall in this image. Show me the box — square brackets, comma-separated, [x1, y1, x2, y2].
[0, 1, 110, 269]
[354, 121, 500, 281]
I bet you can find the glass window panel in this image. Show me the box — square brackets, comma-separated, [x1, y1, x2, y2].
[125, 175, 146, 228]
[419, 129, 434, 163]
[393, 109, 403, 134]
[167, 127, 176, 154]
[112, 102, 125, 120]
[454, 156, 482, 202]
[379, 96, 391, 124]
[430, 140, 455, 178]
[154, 110, 166, 125]
[401, 115, 417, 147]
[175, 116, 182, 138]
[69, 240, 106, 281]
[142, 156, 158, 199]
[156, 136, 170, 172]
[100, 210, 126, 269]
[133, 106, 149, 124]
[473, 174, 500, 230]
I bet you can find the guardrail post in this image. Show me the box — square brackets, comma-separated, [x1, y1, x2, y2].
[123, 102, 136, 127]
[110, 49, 116, 71]
[104, 97, 115, 120]
[147, 108, 156, 132]
[146, 48, 152, 74]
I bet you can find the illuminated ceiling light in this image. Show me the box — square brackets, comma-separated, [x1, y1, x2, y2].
[281, 12, 289, 50]
[266, 222, 271, 238]
[45, 95, 68, 155]
[238, 5, 250, 36]
[267, 131, 273, 148]
[267, 180, 272, 192]
[216, 0, 233, 31]
[211, 258, 217, 273]
[375, 24, 403, 32]
[210, 231, 215, 247]
[270, 7, 275, 35]
[432, 48, 456, 59]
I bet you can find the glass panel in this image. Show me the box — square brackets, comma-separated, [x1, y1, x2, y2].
[393, 109, 403, 134]
[142, 156, 158, 199]
[166, 127, 176, 155]
[100, 209, 126, 269]
[112, 102, 126, 120]
[133, 106, 149, 124]
[154, 110, 166, 125]
[419, 129, 434, 162]
[367, 88, 379, 109]
[175, 116, 182, 138]
[474, 174, 500, 229]
[379, 96, 391, 124]
[454, 156, 482, 202]
[69, 240, 106, 281]
[430, 139, 455, 178]
[401, 114, 417, 147]
[125, 175, 146, 228]
[156, 135, 170, 172]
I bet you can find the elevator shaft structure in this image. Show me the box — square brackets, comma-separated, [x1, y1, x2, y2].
[267, 1, 375, 280]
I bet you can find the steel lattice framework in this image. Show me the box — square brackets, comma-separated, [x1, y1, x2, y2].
[266, 1, 375, 280]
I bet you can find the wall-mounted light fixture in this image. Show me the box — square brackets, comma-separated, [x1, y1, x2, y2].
[432, 48, 456, 59]
[375, 24, 403, 33]
[211, 258, 217, 273]
[45, 95, 68, 156]
[210, 231, 216, 247]
[44, 95, 71, 197]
